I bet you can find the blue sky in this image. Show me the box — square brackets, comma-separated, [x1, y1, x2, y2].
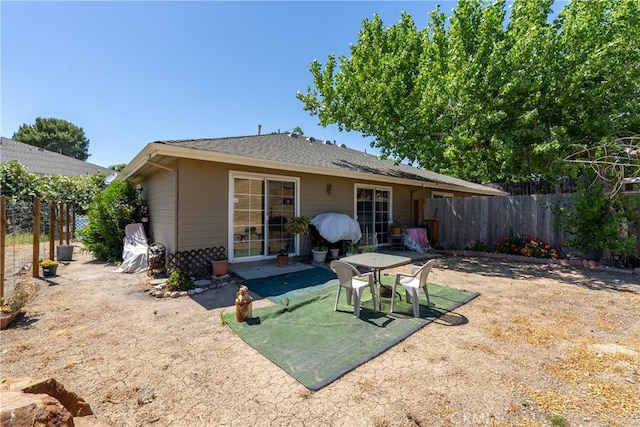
[3, 1, 454, 168]
[2, 1, 566, 169]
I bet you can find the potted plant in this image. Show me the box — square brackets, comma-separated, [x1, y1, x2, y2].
[311, 245, 328, 263]
[1, 281, 37, 329]
[285, 216, 311, 261]
[211, 254, 229, 276]
[346, 242, 358, 256]
[40, 259, 59, 277]
[284, 216, 310, 235]
[276, 248, 289, 267]
[390, 221, 404, 235]
[0, 300, 19, 329]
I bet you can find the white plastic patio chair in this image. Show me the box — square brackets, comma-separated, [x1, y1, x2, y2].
[330, 260, 377, 318]
[390, 259, 437, 317]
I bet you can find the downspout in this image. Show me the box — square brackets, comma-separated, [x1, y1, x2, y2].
[174, 167, 179, 255]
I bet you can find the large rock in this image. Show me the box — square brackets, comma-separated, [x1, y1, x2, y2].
[2, 378, 92, 417]
[0, 378, 111, 426]
[0, 391, 74, 426]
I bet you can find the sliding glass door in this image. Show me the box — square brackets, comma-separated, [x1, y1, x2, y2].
[231, 173, 298, 261]
[355, 186, 391, 246]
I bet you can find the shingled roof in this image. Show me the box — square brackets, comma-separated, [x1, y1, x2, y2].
[0, 137, 113, 176]
[148, 133, 503, 195]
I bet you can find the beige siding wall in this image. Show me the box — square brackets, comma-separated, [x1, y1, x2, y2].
[145, 168, 177, 252]
[299, 174, 353, 217]
[298, 174, 413, 226]
[145, 159, 430, 254]
[392, 185, 413, 227]
[177, 159, 228, 251]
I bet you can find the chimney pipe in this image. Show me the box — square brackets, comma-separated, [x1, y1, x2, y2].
[258, 124, 262, 135]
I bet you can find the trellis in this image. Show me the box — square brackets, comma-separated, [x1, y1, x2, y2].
[165, 246, 227, 279]
[0, 195, 75, 300]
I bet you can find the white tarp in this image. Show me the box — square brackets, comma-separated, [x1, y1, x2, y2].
[114, 223, 148, 273]
[310, 213, 362, 243]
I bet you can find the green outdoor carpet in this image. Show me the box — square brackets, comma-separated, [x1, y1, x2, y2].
[243, 267, 338, 304]
[223, 275, 479, 391]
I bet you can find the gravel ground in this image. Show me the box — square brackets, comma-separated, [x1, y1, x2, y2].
[1, 248, 639, 427]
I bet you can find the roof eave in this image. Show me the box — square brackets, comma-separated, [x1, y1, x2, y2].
[119, 143, 506, 196]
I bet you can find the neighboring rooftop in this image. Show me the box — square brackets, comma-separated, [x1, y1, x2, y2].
[149, 133, 504, 196]
[0, 137, 113, 176]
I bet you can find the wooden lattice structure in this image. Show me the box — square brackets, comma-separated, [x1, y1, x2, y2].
[165, 246, 227, 279]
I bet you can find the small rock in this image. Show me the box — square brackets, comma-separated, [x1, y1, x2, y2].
[194, 288, 203, 294]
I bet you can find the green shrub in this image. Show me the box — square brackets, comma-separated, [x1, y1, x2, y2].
[465, 239, 488, 252]
[77, 180, 145, 261]
[553, 180, 638, 263]
[167, 268, 193, 292]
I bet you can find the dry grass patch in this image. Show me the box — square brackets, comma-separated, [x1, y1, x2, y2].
[487, 315, 572, 347]
[537, 339, 640, 420]
[594, 318, 619, 330]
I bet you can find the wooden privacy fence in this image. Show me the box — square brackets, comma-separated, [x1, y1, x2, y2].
[424, 193, 574, 254]
[0, 195, 75, 300]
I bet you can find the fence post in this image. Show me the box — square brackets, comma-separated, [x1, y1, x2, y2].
[32, 197, 41, 278]
[65, 203, 71, 244]
[58, 202, 63, 245]
[49, 201, 56, 261]
[1, 195, 6, 300]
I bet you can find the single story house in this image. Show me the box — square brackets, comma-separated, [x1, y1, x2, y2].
[0, 137, 113, 176]
[118, 133, 505, 264]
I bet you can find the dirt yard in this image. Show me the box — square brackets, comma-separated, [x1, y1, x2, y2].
[1, 248, 639, 427]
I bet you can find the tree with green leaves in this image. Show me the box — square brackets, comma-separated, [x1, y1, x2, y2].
[0, 160, 103, 214]
[297, 0, 640, 183]
[109, 163, 127, 172]
[77, 180, 146, 261]
[12, 117, 91, 161]
[552, 179, 638, 265]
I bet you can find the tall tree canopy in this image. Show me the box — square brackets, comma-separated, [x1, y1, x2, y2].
[297, 0, 640, 183]
[12, 117, 90, 161]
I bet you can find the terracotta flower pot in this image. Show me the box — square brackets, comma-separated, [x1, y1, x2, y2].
[1, 309, 20, 329]
[211, 259, 228, 276]
[277, 255, 288, 267]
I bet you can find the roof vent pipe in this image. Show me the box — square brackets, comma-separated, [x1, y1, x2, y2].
[258, 124, 261, 135]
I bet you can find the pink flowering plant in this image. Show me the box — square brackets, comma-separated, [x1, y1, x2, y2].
[493, 233, 558, 259]
[167, 268, 193, 291]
